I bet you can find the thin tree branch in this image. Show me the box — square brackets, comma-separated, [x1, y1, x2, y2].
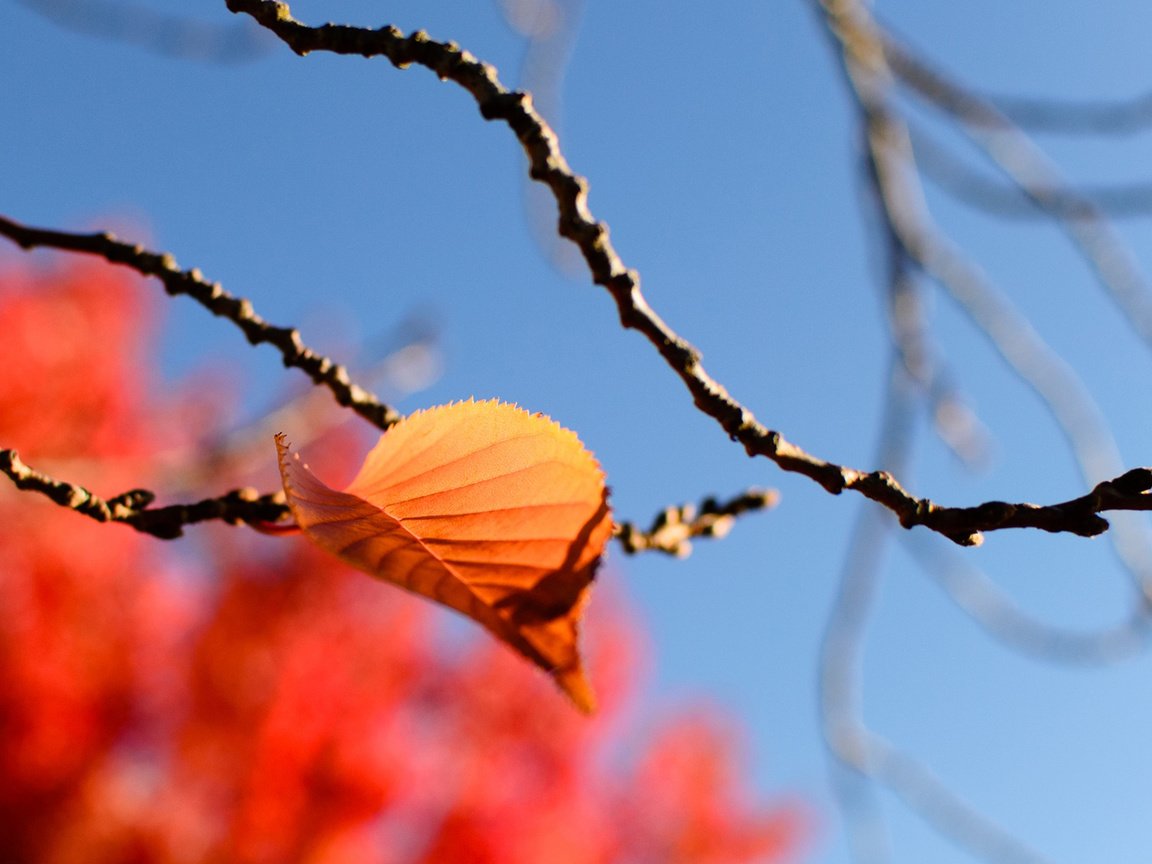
[0, 449, 288, 539]
[992, 91, 1152, 137]
[817, 1, 1147, 861]
[614, 488, 780, 557]
[14, 0, 273, 63]
[821, 360, 918, 864]
[868, 181, 990, 469]
[859, 732, 1055, 864]
[821, 320, 1056, 864]
[6, 5, 1147, 552]
[910, 124, 1152, 220]
[875, 25, 1152, 138]
[903, 530, 1151, 664]
[218, 0, 1152, 550]
[502, 0, 589, 277]
[3, 443, 779, 549]
[812, 0, 1152, 594]
[884, 33, 1152, 356]
[163, 314, 441, 496]
[870, 32, 1152, 596]
[0, 215, 401, 432]
[826, 0, 1152, 646]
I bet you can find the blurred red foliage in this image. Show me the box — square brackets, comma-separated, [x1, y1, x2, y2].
[0, 259, 805, 864]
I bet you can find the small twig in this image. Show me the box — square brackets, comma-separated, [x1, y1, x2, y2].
[0, 449, 288, 539]
[614, 488, 780, 557]
[2, 440, 779, 548]
[0, 215, 401, 432]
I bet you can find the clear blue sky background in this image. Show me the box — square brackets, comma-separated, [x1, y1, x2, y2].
[6, 1, 1152, 862]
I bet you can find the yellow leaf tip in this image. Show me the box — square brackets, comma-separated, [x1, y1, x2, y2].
[556, 666, 597, 714]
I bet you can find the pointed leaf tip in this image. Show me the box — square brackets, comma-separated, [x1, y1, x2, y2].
[276, 400, 613, 711]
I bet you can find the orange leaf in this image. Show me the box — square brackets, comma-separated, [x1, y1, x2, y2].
[275, 400, 613, 712]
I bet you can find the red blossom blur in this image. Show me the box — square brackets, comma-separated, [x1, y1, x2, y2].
[0, 258, 805, 864]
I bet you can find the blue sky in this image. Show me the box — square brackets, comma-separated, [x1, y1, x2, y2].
[6, 1, 1152, 862]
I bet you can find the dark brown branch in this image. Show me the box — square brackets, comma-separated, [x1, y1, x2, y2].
[2, 444, 780, 551]
[218, 0, 1152, 551]
[0, 449, 288, 539]
[614, 489, 780, 558]
[16, 411, 1152, 549]
[3, 3, 1142, 549]
[0, 215, 401, 432]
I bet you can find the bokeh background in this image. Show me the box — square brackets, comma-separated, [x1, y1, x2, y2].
[5, 1, 1152, 861]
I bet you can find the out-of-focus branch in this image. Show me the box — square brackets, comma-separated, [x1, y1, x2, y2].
[817, 1, 1148, 861]
[221, 0, 1152, 550]
[992, 91, 1152, 137]
[855, 731, 1056, 864]
[820, 0, 1152, 624]
[0, 215, 401, 432]
[165, 314, 441, 495]
[821, 235, 1052, 864]
[828, 529, 1057, 863]
[0, 449, 287, 539]
[884, 33, 1152, 355]
[871, 29, 1152, 139]
[904, 531, 1150, 664]
[14, 0, 273, 63]
[910, 125, 1152, 220]
[813, 0, 1152, 579]
[614, 489, 780, 557]
[873, 30, 1152, 594]
[821, 360, 917, 864]
[871, 186, 990, 469]
[501, 0, 589, 276]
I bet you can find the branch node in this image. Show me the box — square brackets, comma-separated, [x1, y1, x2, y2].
[1111, 467, 1152, 495]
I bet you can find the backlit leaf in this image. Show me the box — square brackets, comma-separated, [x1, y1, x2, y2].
[275, 399, 613, 712]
